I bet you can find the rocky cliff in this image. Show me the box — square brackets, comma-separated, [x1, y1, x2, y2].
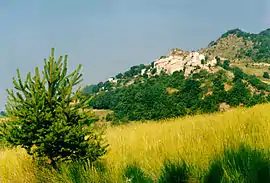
[153, 48, 218, 77]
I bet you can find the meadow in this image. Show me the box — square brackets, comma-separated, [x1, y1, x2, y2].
[1, 103, 270, 182]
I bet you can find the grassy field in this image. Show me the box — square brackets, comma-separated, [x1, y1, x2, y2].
[231, 62, 270, 78]
[1, 103, 270, 182]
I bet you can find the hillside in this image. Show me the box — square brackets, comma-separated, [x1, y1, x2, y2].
[200, 28, 270, 63]
[83, 28, 270, 122]
[83, 49, 222, 94]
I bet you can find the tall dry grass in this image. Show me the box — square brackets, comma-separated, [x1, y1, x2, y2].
[0, 147, 36, 183]
[1, 103, 270, 182]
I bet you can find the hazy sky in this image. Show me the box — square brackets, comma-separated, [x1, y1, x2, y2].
[0, 0, 269, 110]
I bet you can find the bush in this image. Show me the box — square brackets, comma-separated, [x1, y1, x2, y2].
[232, 67, 245, 80]
[151, 68, 157, 75]
[116, 73, 123, 79]
[1, 48, 108, 166]
[223, 60, 231, 70]
[201, 95, 218, 113]
[263, 72, 269, 79]
[105, 113, 114, 121]
[123, 164, 153, 183]
[0, 111, 8, 117]
[158, 159, 192, 183]
[215, 56, 221, 66]
[226, 79, 251, 106]
[204, 144, 270, 183]
[201, 59, 205, 65]
[151, 61, 155, 68]
[205, 55, 209, 61]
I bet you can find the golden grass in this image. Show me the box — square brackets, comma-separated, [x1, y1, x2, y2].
[0, 147, 36, 183]
[1, 103, 270, 182]
[104, 103, 270, 181]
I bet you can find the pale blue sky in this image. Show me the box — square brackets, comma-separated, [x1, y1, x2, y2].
[0, 0, 269, 110]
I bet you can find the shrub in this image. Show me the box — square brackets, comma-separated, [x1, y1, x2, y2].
[151, 68, 157, 75]
[115, 73, 123, 79]
[1, 48, 108, 166]
[204, 144, 270, 183]
[201, 59, 205, 65]
[263, 72, 269, 79]
[205, 55, 209, 61]
[215, 56, 221, 66]
[123, 164, 153, 183]
[223, 60, 231, 70]
[151, 61, 155, 68]
[0, 111, 8, 117]
[105, 113, 114, 121]
[158, 159, 192, 183]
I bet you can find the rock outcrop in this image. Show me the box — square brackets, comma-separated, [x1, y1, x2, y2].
[154, 49, 218, 77]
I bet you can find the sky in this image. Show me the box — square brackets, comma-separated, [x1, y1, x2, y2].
[0, 0, 269, 110]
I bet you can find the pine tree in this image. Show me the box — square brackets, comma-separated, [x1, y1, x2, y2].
[1, 48, 108, 166]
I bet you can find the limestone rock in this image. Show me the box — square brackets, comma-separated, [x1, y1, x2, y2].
[154, 49, 218, 77]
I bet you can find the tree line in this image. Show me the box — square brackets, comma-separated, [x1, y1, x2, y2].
[88, 58, 270, 123]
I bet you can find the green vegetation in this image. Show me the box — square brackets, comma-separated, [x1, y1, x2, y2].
[222, 60, 230, 70]
[158, 160, 193, 183]
[0, 48, 108, 166]
[0, 111, 7, 117]
[83, 63, 152, 94]
[220, 28, 270, 62]
[201, 59, 205, 65]
[151, 67, 157, 75]
[88, 61, 270, 122]
[116, 73, 123, 79]
[2, 103, 270, 182]
[82, 28, 270, 123]
[263, 72, 270, 79]
[204, 144, 270, 183]
[123, 164, 153, 183]
[1, 28, 270, 182]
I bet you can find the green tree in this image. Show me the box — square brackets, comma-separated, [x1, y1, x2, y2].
[0, 111, 7, 117]
[139, 64, 146, 70]
[232, 67, 245, 80]
[103, 81, 113, 91]
[151, 68, 157, 75]
[1, 48, 108, 166]
[223, 60, 231, 70]
[226, 79, 251, 106]
[263, 72, 269, 79]
[143, 73, 149, 79]
[97, 82, 104, 89]
[215, 56, 221, 66]
[205, 55, 209, 61]
[151, 61, 155, 68]
[201, 59, 205, 65]
[116, 73, 123, 79]
[82, 84, 99, 96]
[201, 95, 218, 113]
[124, 70, 133, 78]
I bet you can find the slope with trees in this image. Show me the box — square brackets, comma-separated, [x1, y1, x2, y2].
[84, 28, 270, 123]
[88, 61, 270, 123]
[201, 28, 270, 63]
